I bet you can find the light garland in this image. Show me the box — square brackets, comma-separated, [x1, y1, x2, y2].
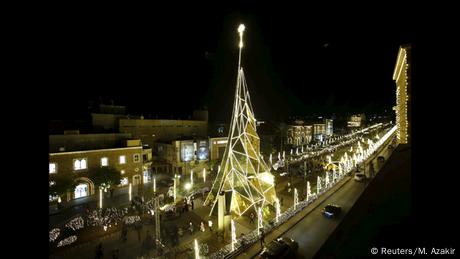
[124, 215, 141, 225]
[65, 216, 84, 231]
[57, 235, 77, 247]
[49, 228, 60, 242]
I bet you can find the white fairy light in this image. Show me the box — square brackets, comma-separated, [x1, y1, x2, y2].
[231, 219, 236, 251]
[49, 228, 60, 242]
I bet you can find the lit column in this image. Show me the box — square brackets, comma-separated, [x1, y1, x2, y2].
[257, 207, 263, 235]
[203, 168, 206, 183]
[293, 188, 298, 210]
[194, 239, 200, 259]
[173, 178, 177, 202]
[231, 219, 236, 251]
[306, 181, 311, 201]
[99, 188, 103, 209]
[191, 170, 194, 187]
[153, 177, 156, 193]
[129, 183, 132, 202]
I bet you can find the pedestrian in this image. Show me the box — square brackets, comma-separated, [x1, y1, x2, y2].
[208, 220, 213, 232]
[249, 213, 255, 224]
[240, 233, 246, 247]
[191, 199, 195, 210]
[189, 222, 194, 234]
[260, 229, 265, 248]
[200, 221, 205, 232]
[95, 242, 103, 259]
[110, 188, 114, 198]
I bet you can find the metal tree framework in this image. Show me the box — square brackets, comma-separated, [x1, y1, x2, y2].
[204, 24, 277, 216]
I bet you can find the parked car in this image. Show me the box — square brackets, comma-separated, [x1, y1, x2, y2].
[354, 173, 366, 182]
[259, 237, 299, 258]
[322, 204, 342, 218]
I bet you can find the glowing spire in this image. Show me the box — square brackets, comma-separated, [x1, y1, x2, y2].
[237, 23, 245, 70]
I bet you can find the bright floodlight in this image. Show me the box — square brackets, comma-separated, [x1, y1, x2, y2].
[238, 24, 245, 33]
[185, 183, 192, 190]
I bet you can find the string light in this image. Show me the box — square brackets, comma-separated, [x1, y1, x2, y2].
[49, 228, 60, 242]
[57, 235, 77, 247]
[231, 219, 236, 251]
[65, 216, 84, 231]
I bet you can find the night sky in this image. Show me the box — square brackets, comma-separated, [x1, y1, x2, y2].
[48, 6, 414, 122]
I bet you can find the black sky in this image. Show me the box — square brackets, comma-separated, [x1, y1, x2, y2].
[48, 5, 414, 122]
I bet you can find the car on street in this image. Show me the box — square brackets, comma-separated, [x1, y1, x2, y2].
[322, 204, 342, 218]
[354, 173, 366, 182]
[259, 237, 299, 258]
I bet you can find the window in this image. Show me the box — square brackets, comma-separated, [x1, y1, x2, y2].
[73, 158, 87, 170]
[49, 163, 57, 174]
[101, 157, 108, 167]
[119, 155, 126, 164]
[133, 154, 141, 163]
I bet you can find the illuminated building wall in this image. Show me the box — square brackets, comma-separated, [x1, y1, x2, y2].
[392, 45, 411, 144]
[155, 138, 210, 175]
[313, 123, 326, 137]
[49, 146, 144, 201]
[347, 114, 366, 128]
[286, 125, 313, 146]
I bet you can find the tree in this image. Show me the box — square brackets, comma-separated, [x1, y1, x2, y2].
[88, 167, 122, 190]
[49, 174, 77, 198]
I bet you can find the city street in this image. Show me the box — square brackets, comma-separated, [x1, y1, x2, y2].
[242, 129, 394, 258]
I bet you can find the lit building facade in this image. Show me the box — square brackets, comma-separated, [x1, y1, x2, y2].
[49, 133, 152, 202]
[392, 44, 411, 144]
[155, 138, 210, 176]
[348, 114, 366, 128]
[49, 146, 144, 202]
[286, 123, 313, 146]
[313, 123, 326, 141]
